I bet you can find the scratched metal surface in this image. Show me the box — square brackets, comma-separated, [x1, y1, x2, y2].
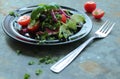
[0, 0, 120, 79]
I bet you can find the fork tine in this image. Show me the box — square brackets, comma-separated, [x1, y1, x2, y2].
[97, 20, 109, 32]
[103, 22, 113, 33]
[101, 21, 112, 33]
[105, 23, 115, 35]
[100, 21, 110, 33]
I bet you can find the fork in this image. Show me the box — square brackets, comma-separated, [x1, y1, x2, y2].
[50, 21, 115, 73]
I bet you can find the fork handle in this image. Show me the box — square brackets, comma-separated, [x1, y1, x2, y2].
[50, 36, 96, 73]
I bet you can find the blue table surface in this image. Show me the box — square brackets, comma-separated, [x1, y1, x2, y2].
[0, 0, 120, 79]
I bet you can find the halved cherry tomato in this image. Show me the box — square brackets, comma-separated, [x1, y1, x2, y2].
[17, 15, 30, 27]
[84, 1, 96, 13]
[92, 9, 105, 19]
[61, 14, 67, 23]
[27, 22, 39, 32]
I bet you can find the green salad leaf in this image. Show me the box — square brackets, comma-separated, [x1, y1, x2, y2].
[59, 24, 73, 39]
[59, 14, 85, 39]
[71, 14, 85, 23]
[31, 3, 60, 21]
[30, 3, 60, 28]
[31, 6, 44, 20]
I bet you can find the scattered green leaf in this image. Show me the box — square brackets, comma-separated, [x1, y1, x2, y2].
[38, 56, 59, 64]
[9, 11, 15, 16]
[24, 73, 30, 79]
[9, 11, 19, 17]
[35, 69, 42, 76]
[58, 14, 85, 39]
[28, 61, 35, 65]
[16, 50, 22, 55]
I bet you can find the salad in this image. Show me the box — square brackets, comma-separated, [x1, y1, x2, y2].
[17, 3, 86, 43]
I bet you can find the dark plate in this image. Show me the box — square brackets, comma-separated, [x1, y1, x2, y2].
[2, 5, 92, 45]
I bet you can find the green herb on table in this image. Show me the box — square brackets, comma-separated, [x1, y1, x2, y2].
[39, 56, 51, 64]
[16, 50, 22, 55]
[24, 73, 30, 79]
[44, 56, 53, 64]
[9, 11, 15, 16]
[45, 59, 54, 64]
[38, 56, 59, 64]
[9, 11, 19, 17]
[35, 69, 42, 76]
[28, 61, 35, 65]
[38, 57, 46, 64]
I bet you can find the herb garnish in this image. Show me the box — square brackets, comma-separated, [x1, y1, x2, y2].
[16, 50, 22, 55]
[24, 73, 30, 79]
[9, 11, 19, 17]
[35, 69, 42, 76]
[9, 11, 15, 16]
[28, 61, 35, 65]
[38, 56, 59, 64]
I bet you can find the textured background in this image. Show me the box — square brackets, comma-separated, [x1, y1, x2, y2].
[0, 0, 120, 79]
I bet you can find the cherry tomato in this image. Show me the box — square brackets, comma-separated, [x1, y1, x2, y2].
[17, 15, 30, 27]
[84, 1, 96, 13]
[61, 14, 67, 23]
[92, 9, 105, 19]
[27, 22, 39, 32]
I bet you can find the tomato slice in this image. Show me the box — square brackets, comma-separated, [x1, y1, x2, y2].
[92, 9, 105, 19]
[27, 22, 39, 32]
[84, 1, 96, 13]
[61, 14, 67, 23]
[17, 15, 30, 27]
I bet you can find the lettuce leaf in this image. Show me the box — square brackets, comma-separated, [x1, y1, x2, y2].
[59, 14, 85, 39]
